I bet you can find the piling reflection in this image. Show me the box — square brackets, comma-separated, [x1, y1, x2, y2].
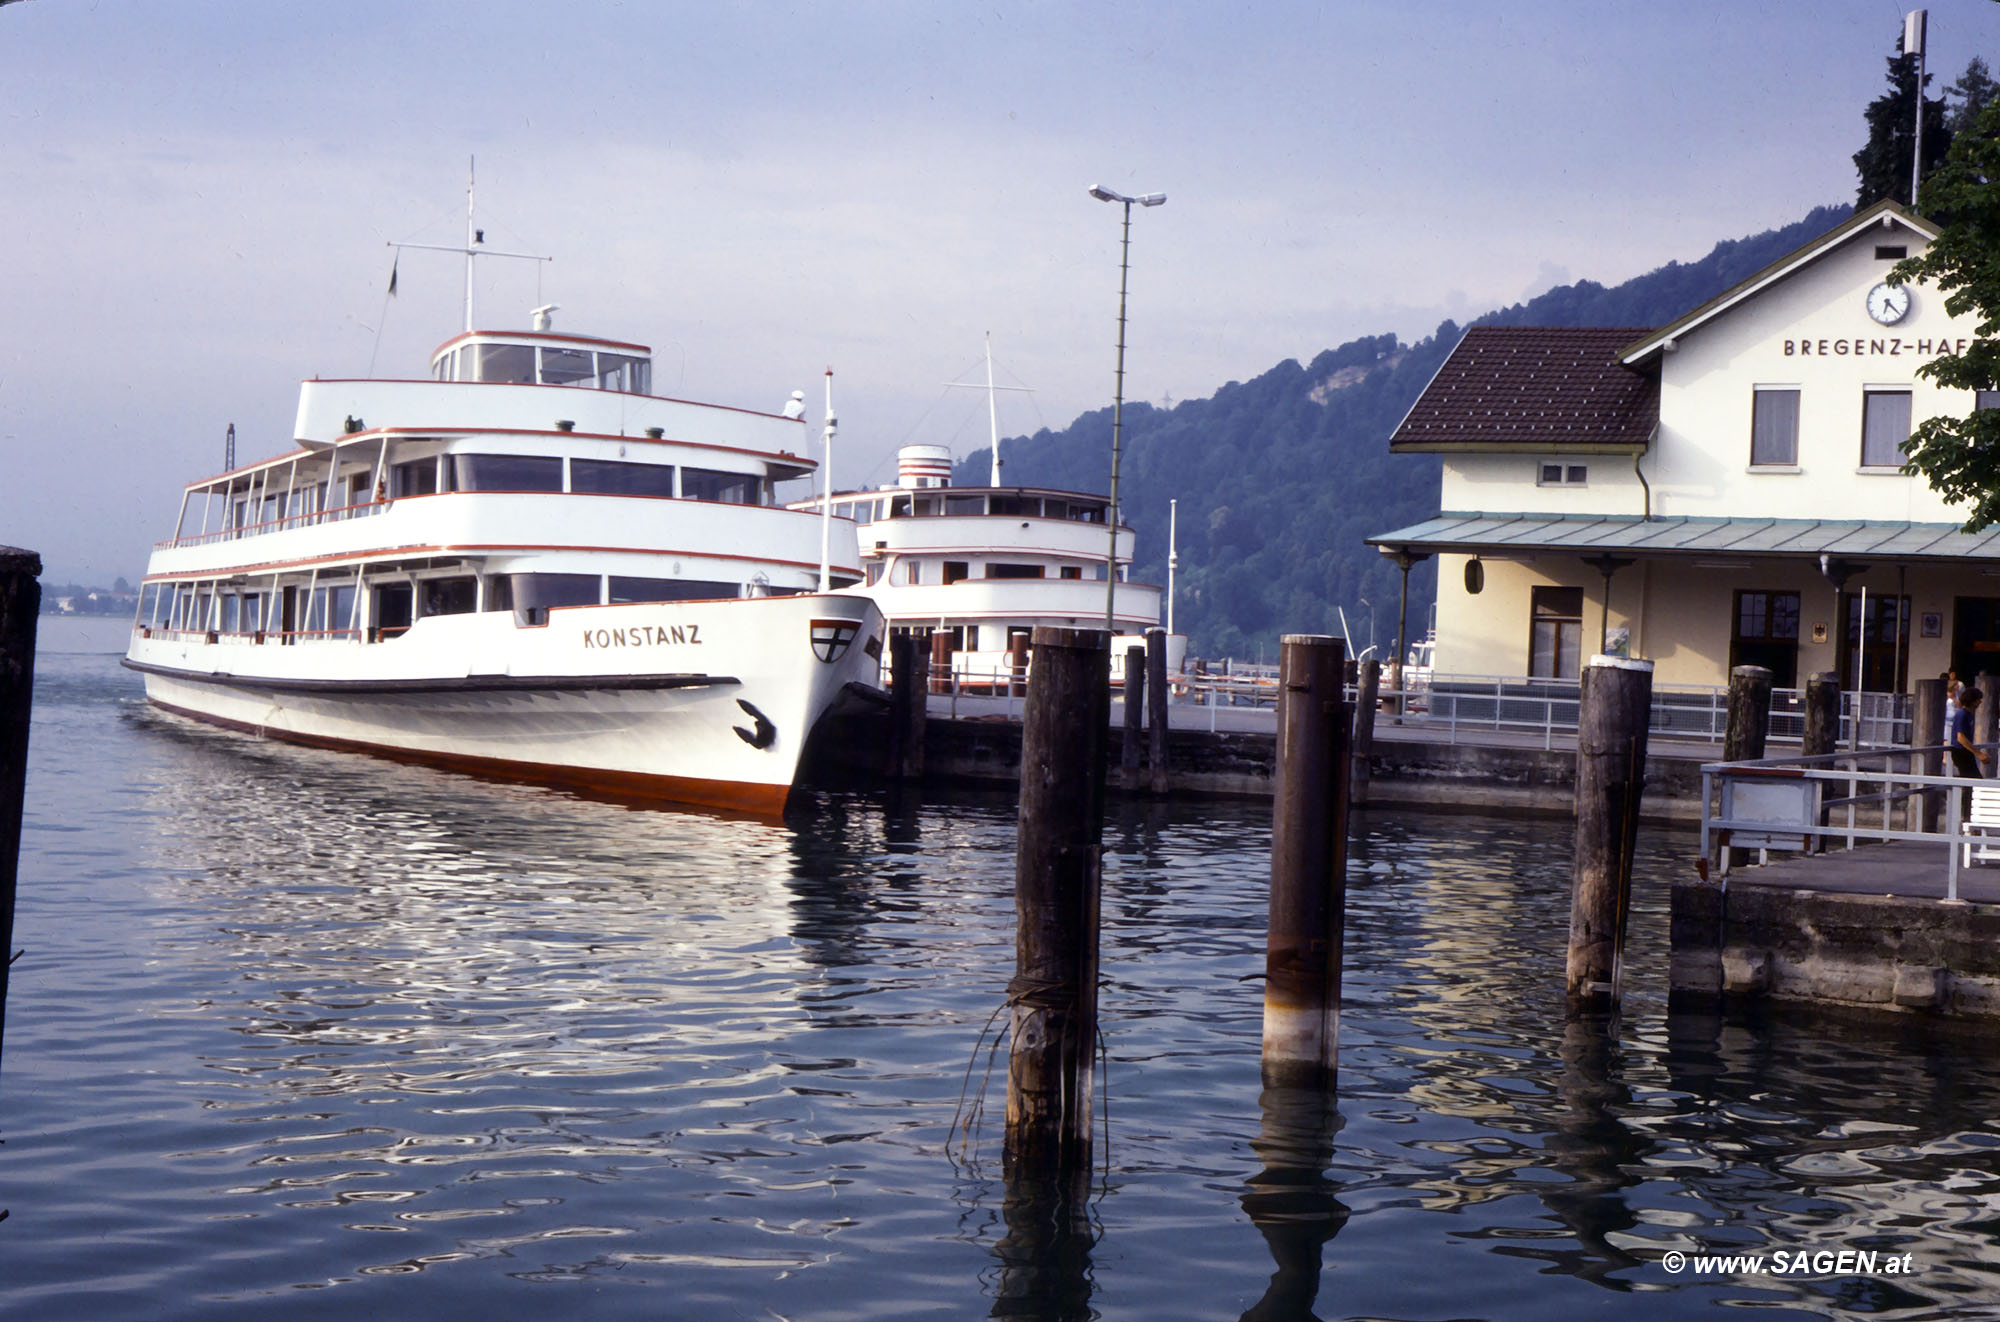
[989, 1166, 1097, 1321]
[1239, 1085, 1349, 1322]
[1534, 1018, 1645, 1286]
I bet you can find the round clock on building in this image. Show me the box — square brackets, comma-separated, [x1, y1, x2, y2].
[1866, 281, 1911, 325]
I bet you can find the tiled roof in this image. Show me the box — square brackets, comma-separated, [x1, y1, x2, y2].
[1391, 326, 1659, 452]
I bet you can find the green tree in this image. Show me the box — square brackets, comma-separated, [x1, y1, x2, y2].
[1854, 39, 1953, 208]
[1948, 56, 1999, 134]
[1894, 95, 2000, 529]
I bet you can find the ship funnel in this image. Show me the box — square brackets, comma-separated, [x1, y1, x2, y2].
[897, 444, 953, 490]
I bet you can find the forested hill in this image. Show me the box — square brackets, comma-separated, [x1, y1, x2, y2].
[960, 203, 1855, 660]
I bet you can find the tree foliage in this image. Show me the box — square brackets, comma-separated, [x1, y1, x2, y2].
[1894, 94, 2000, 530]
[1853, 40, 1953, 208]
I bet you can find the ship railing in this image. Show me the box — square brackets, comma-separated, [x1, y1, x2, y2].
[131, 625, 365, 645]
[1699, 742, 1998, 902]
[159, 497, 387, 550]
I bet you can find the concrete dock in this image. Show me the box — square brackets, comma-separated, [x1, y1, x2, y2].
[1672, 842, 2000, 1020]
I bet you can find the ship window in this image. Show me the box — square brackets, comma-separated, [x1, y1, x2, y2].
[241, 592, 262, 634]
[572, 458, 677, 498]
[1060, 566, 1083, 580]
[474, 343, 537, 384]
[682, 467, 758, 504]
[946, 495, 986, 516]
[374, 583, 414, 638]
[539, 346, 594, 386]
[1043, 500, 1070, 520]
[943, 561, 969, 584]
[391, 458, 440, 498]
[505, 574, 599, 613]
[609, 576, 741, 603]
[422, 576, 480, 617]
[987, 563, 1046, 579]
[990, 495, 1036, 516]
[596, 353, 649, 393]
[450, 454, 565, 492]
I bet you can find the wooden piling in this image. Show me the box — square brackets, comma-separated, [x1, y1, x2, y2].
[1724, 664, 1772, 762]
[1913, 676, 1945, 833]
[1566, 655, 1652, 1018]
[1350, 658, 1379, 806]
[886, 633, 926, 781]
[0, 547, 41, 1066]
[1146, 628, 1169, 797]
[1120, 645, 1145, 786]
[1263, 635, 1349, 1090]
[929, 630, 955, 695]
[1006, 626, 1110, 1173]
[1803, 671, 1841, 758]
[1009, 631, 1031, 699]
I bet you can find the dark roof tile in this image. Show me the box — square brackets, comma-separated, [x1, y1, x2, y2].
[1391, 326, 1659, 451]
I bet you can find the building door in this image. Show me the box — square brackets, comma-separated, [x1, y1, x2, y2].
[1529, 586, 1584, 679]
[1952, 597, 2000, 683]
[1730, 590, 1800, 688]
[1842, 593, 1910, 693]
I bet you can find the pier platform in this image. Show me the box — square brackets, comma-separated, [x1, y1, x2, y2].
[1672, 842, 2000, 1021]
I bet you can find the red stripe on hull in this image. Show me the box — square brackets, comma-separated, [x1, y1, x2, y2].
[148, 696, 792, 818]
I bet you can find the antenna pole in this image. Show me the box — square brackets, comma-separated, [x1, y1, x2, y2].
[987, 332, 1002, 486]
[819, 369, 836, 592]
[464, 157, 477, 332]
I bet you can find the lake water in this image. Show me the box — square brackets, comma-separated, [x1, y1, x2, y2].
[4, 616, 1999, 1320]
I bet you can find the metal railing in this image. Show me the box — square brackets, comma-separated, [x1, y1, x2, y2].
[1699, 743, 1995, 902]
[887, 657, 1917, 751]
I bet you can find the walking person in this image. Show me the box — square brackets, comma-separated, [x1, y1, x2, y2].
[1952, 686, 1989, 815]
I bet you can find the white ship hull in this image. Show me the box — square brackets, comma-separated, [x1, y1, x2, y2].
[126, 593, 881, 815]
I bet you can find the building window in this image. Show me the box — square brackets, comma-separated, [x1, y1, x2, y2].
[1537, 463, 1588, 486]
[1875, 245, 1908, 260]
[1751, 388, 1800, 466]
[1978, 390, 2000, 412]
[1861, 390, 1913, 468]
[1529, 586, 1585, 680]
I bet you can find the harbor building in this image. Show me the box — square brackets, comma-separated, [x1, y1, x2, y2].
[1371, 200, 1999, 698]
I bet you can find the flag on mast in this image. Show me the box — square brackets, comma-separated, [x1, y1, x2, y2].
[387, 254, 399, 296]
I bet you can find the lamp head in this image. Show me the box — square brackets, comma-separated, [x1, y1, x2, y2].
[1139, 193, 1167, 207]
[1088, 185, 1122, 203]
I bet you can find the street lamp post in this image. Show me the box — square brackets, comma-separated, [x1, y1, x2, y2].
[1089, 184, 1166, 635]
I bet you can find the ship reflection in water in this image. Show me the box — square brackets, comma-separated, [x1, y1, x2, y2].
[7, 642, 2000, 1321]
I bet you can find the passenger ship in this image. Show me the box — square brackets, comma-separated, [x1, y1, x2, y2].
[796, 441, 1181, 683]
[125, 304, 884, 815]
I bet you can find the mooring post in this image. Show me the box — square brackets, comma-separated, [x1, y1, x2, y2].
[929, 630, 955, 695]
[1009, 631, 1031, 699]
[0, 547, 41, 1067]
[1724, 665, 1772, 762]
[1350, 658, 1379, 807]
[886, 633, 915, 779]
[1264, 634, 1349, 1090]
[1006, 626, 1110, 1173]
[1146, 627, 1169, 797]
[1567, 655, 1652, 1018]
[1803, 671, 1841, 847]
[1913, 676, 1945, 833]
[1120, 644, 1145, 787]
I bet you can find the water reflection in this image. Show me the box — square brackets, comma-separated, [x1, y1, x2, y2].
[1239, 1086, 1349, 1322]
[990, 1168, 1097, 1321]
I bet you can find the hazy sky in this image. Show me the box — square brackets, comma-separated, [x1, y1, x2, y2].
[7, 0, 2000, 583]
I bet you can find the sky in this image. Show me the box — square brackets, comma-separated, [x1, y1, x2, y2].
[7, 0, 2000, 585]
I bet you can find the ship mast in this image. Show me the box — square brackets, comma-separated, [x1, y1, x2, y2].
[943, 333, 1032, 487]
[389, 159, 552, 332]
[818, 369, 836, 592]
